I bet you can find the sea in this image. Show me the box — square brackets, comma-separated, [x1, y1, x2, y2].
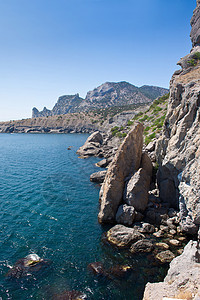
[0, 133, 167, 300]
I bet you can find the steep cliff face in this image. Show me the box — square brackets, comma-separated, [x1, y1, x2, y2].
[190, 0, 200, 47]
[156, 1, 200, 234]
[32, 94, 84, 118]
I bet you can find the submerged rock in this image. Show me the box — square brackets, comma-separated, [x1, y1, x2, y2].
[108, 265, 132, 278]
[54, 290, 87, 300]
[88, 262, 105, 276]
[6, 253, 49, 279]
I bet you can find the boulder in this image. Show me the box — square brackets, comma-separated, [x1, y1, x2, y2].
[77, 131, 103, 157]
[105, 224, 144, 248]
[115, 204, 136, 226]
[143, 241, 200, 300]
[88, 262, 105, 276]
[130, 239, 154, 254]
[145, 140, 156, 152]
[124, 168, 151, 213]
[169, 239, 180, 247]
[96, 157, 112, 168]
[155, 250, 175, 264]
[155, 242, 169, 250]
[90, 170, 107, 183]
[140, 222, 155, 233]
[98, 123, 143, 223]
[6, 254, 50, 279]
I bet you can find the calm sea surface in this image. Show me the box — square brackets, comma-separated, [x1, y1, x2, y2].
[0, 134, 166, 300]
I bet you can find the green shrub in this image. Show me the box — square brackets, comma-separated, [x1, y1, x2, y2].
[187, 59, 197, 66]
[127, 120, 134, 126]
[145, 136, 152, 145]
[153, 106, 162, 113]
[133, 112, 143, 120]
[149, 132, 156, 139]
[144, 126, 150, 132]
[193, 52, 200, 60]
[112, 130, 118, 136]
[139, 114, 148, 122]
[111, 126, 119, 132]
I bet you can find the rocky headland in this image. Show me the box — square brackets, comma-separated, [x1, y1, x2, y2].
[78, 1, 200, 299]
[32, 82, 168, 117]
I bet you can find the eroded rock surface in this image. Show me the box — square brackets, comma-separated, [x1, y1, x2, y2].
[115, 204, 136, 226]
[98, 123, 143, 223]
[105, 224, 144, 248]
[156, 2, 200, 232]
[143, 241, 200, 300]
[90, 170, 107, 183]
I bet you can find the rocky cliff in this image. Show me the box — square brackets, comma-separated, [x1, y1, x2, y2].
[156, 0, 200, 235]
[142, 1, 200, 298]
[32, 94, 84, 118]
[32, 82, 168, 118]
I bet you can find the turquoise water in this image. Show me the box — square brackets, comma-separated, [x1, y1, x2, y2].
[0, 134, 166, 300]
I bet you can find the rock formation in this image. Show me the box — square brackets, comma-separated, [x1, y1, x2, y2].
[32, 94, 83, 118]
[98, 123, 144, 223]
[191, 0, 200, 47]
[143, 241, 200, 300]
[156, 0, 200, 234]
[32, 82, 169, 118]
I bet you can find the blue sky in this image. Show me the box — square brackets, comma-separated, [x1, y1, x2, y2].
[0, 0, 197, 121]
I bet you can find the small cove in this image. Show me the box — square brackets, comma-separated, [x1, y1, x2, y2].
[0, 133, 168, 300]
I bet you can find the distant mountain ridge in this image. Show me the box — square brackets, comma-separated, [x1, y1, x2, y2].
[32, 81, 169, 118]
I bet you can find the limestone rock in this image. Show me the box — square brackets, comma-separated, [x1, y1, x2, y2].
[96, 158, 112, 168]
[124, 168, 151, 213]
[140, 222, 155, 233]
[115, 204, 136, 226]
[140, 152, 153, 177]
[155, 242, 169, 250]
[105, 224, 144, 248]
[190, 1, 200, 47]
[156, 36, 200, 231]
[90, 170, 107, 183]
[98, 123, 143, 223]
[77, 131, 103, 157]
[145, 140, 156, 152]
[130, 239, 154, 254]
[143, 241, 200, 300]
[169, 239, 180, 247]
[155, 250, 175, 264]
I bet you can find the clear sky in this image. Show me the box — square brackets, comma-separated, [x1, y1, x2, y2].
[0, 0, 197, 121]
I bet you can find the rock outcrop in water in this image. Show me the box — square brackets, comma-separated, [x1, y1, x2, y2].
[98, 123, 144, 223]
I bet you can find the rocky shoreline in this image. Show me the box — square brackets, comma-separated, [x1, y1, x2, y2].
[77, 2, 200, 298]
